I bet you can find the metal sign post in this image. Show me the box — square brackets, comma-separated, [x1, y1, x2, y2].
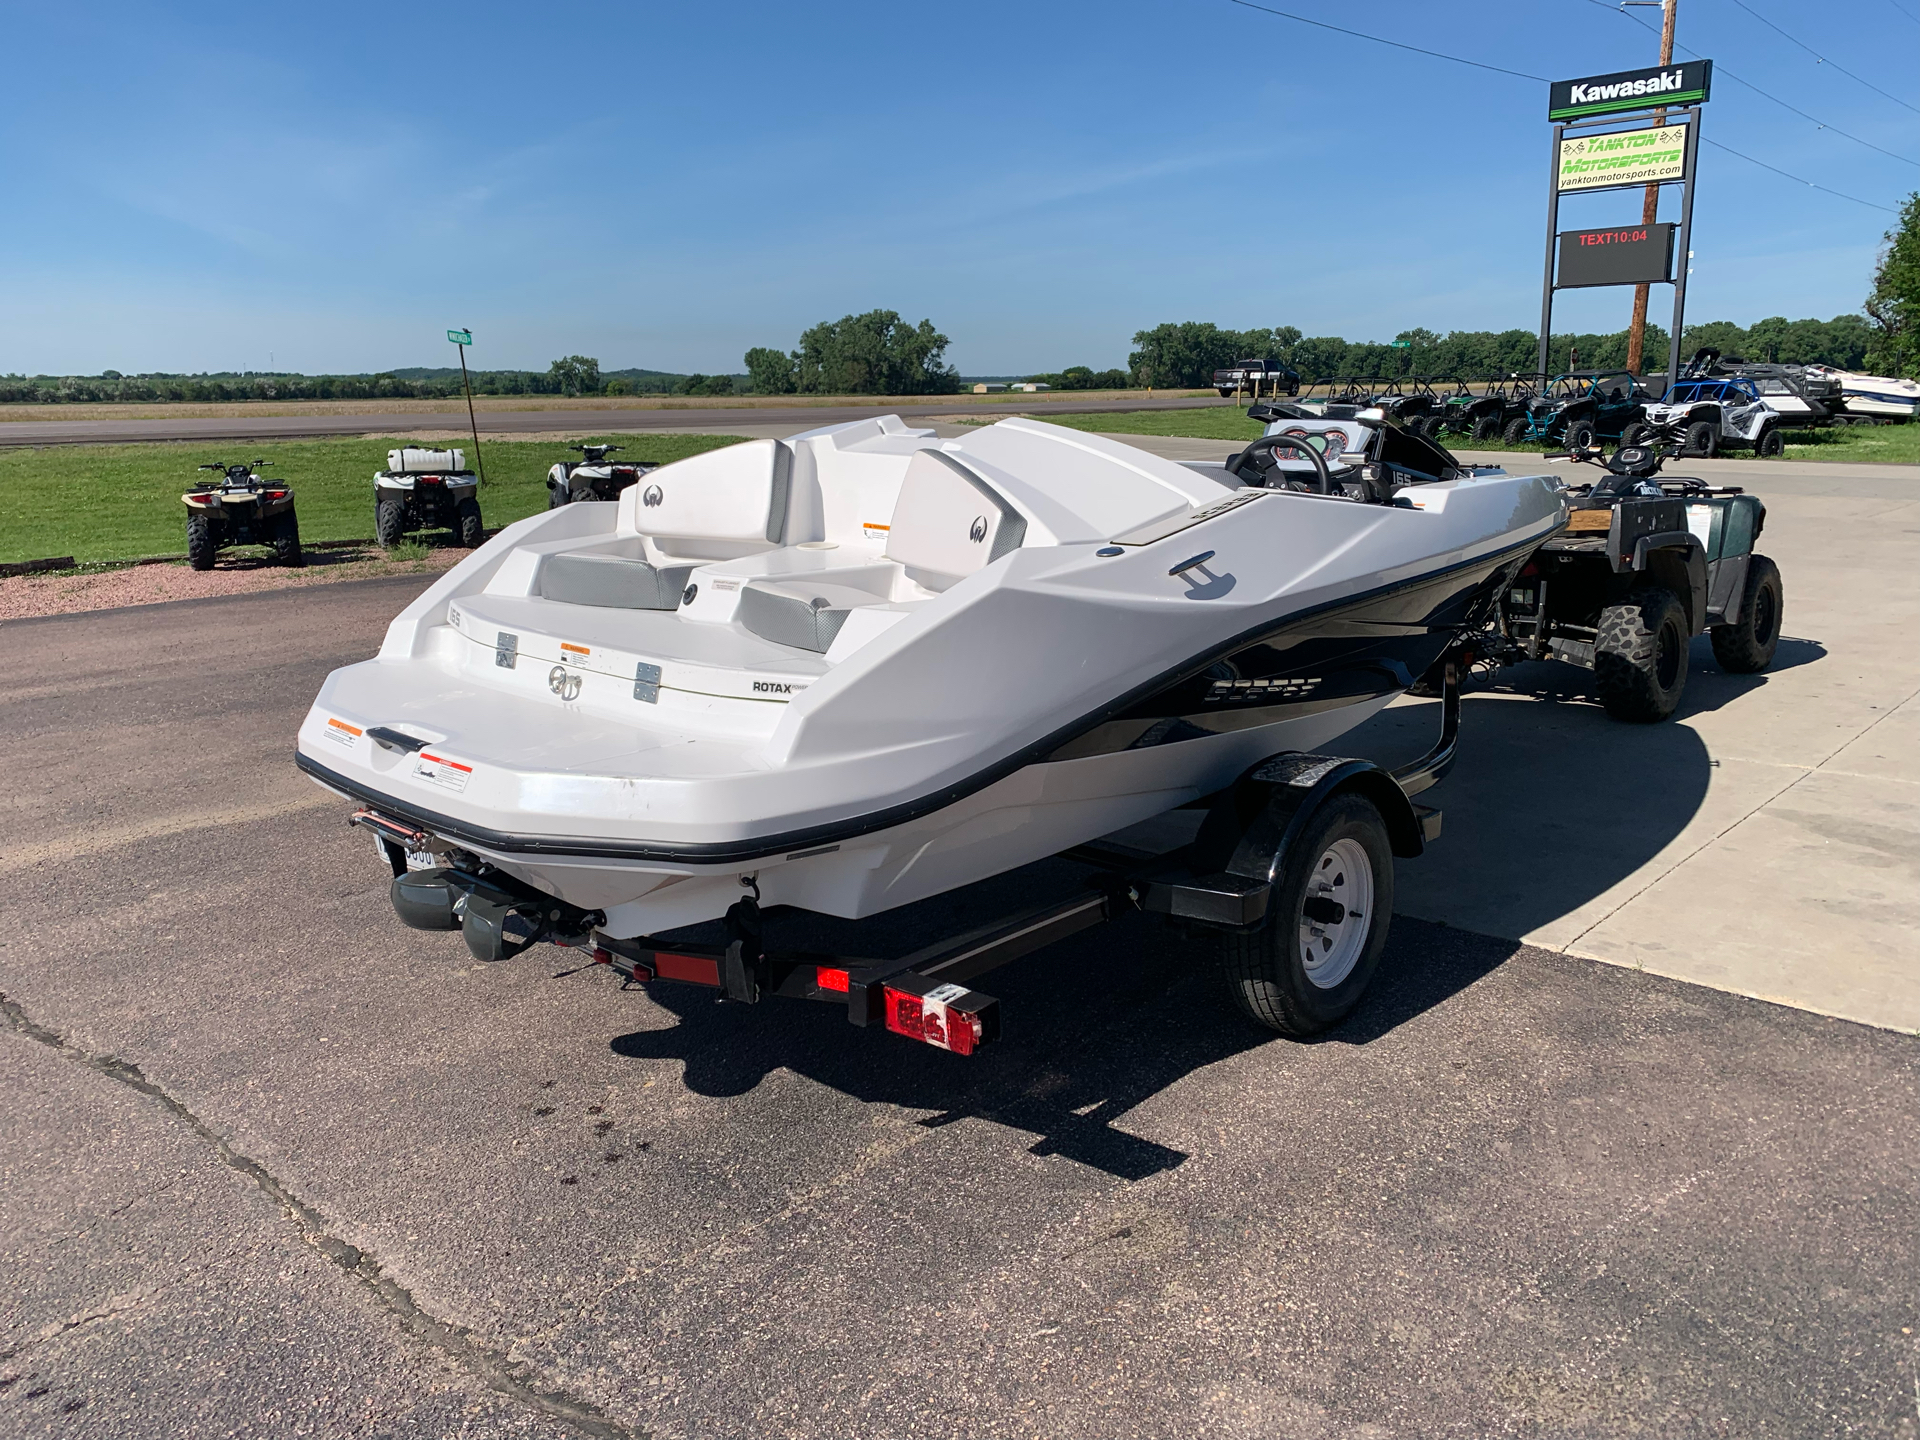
[447, 328, 485, 487]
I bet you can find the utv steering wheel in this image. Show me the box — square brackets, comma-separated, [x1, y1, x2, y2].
[1235, 433, 1335, 494]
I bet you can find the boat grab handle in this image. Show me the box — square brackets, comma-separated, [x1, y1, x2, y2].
[1168, 550, 1216, 577]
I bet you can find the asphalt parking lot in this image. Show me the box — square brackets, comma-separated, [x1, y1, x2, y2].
[3, 453, 1919, 1439]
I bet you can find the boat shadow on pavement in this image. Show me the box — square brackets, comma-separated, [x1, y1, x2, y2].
[609, 632, 1825, 1183]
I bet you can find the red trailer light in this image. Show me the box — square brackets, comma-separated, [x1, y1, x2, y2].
[815, 965, 850, 992]
[883, 982, 984, 1056]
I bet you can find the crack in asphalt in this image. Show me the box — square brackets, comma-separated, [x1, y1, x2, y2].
[0, 988, 645, 1440]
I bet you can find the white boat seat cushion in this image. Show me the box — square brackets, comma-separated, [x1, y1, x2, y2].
[884, 450, 1026, 590]
[540, 554, 694, 610]
[622, 439, 792, 547]
[737, 580, 879, 654]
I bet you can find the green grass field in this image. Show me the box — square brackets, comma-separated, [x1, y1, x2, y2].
[1039, 408, 1920, 465]
[0, 433, 748, 565]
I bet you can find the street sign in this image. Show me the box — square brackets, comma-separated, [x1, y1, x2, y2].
[1557, 120, 1689, 194]
[447, 329, 473, 346]
[1549, 59, 1711, 121]
[1388, 341, 1410, 349]
[1556, 223, 1676, 289]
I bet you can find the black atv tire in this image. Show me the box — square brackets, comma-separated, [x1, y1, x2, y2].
[1595, 586, 1689, 722]
[1218, 793, 1394, 1037]
[186, 513, 218, 571]
[375, 498, 409, 548]
[1470, 414, 1502, 442]
[455, 497, 485, 549]
[1683, 420, 1718, 458]
[1501, 417, 1530, 446]
[1756, 426, 1786, 458]
[1710, 555, 1783, 674]
[1564, 420, 1598, 451]
[1619, 422, 1651, 447]
[271, 509, 303, 567]
[547, 483, 569, 509]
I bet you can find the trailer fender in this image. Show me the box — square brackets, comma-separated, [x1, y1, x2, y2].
[1208, 757, 1427, 906]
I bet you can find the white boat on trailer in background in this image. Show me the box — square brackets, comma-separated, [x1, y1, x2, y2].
[1805, 365, 1920, 423]
[297, 414, 1564, 1050]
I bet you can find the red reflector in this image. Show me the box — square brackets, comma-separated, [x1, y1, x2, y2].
[652, 951, 719, 986]
[815, 966, 850, 993]
[883, 983, 983, 1056]
[190, 492, 214, 503]
[1520, 562, 1540, 577]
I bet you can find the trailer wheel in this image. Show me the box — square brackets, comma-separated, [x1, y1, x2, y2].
[375, 498, 408, 548]
[1218, 793, 1394, 1037]
[1710, 555, 1782, 673]
[185, 513, 218, 571]
[455, 497, 485, 548]
[1683, 420, 1718, 457]
[1595, 585, 1688, 722]
[271, 508, 303, 567]
[1756, 426, 1785, 458]
[1501, 417, 1530, 446]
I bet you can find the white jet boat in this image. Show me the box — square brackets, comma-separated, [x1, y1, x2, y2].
[297, 416, 1562, 963]
[1805, 365, 1920, 422]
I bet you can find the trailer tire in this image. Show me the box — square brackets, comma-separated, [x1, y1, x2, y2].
[186, 513, 218, 571]
[1595, 585, 1689, 722]
[1218, 793, 1394, 1037]
[1710, 555, 1782, 673]
[1683, 420, 1718, 457]
[1471, 414, 1501, 442]
[1756, 426, 1786, 458]
[1501, 417, 1530, 446]
[455, 497, 485, 548]
[271, 508, 302, 567]
[375, 498, 408, 548]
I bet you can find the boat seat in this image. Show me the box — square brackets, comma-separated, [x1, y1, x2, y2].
[619, 438, 793, 560]
[538, 553, 694, 611]
[883, 450, 1026, 591]
[736, 580, 881, 654]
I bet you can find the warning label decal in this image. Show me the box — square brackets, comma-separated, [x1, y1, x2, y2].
[324, 717, 363, 749]
[413, 752, 474, 793]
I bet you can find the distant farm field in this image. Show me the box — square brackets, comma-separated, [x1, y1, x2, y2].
[0, 433, 746, 565]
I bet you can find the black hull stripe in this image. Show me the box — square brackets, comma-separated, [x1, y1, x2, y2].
[293, 530, 1548, 866]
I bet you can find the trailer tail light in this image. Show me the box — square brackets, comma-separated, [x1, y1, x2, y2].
[883, 981, 991, 1056]
[815, 965, 850, 993]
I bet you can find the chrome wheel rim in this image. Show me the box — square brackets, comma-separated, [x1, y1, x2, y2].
[1298, 837, 1374, 989]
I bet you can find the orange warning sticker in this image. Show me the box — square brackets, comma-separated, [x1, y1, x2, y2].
[324, 717, 363, 748]
[560, 642, 590, 657]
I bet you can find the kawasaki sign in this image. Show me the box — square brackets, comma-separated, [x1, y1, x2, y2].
[1548, 59, 1712, 121]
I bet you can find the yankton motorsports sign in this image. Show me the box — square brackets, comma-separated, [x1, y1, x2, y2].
[1549, 59, 1712, 121]
[1557, 120, 1690, 193]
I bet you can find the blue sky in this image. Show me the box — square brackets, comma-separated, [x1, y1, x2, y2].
[1, 0, 1914, 376]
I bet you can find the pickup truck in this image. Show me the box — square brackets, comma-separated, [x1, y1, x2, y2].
[1212, 358, 1300, 398]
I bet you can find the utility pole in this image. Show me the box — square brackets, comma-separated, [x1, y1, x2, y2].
[1625, 0, 1678, 376]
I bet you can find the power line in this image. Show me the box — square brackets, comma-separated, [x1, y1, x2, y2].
[1221, 0, 1904, 213]
[1722, 0, 1920, 117]
[1702, 136, 1898, 211]
[1225, 0, 1546, 81]
[1580, 0, 1920, 168]
[1886, 0, 1920, 27]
